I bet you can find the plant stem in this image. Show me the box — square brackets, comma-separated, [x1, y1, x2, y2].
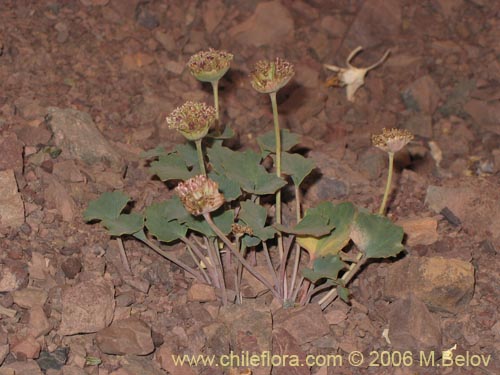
[318, 253, 366, 309]
[262, 242, 280, 290]
[181, 237, 211, 284]
[235, 240, 246, 304]
[269, 91, 285, 263]
[116, 237, 132, 274]
[291, 276, 304, 302]
[195, 139, 206, 176]
[379, 152, 394, 216]
[139, 237, 204, 282]
[203, 213, 282, 301]
[204, 237, 221, 289]
[211, 80, 220, 121]
[289, 185, 303, 300]
[211, 237, 228, 305]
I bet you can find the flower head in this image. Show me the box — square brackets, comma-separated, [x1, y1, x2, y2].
[166, 101, 216, 141]
[175, 175, 225, 216]
[250, 58, 295, 94]
[372, 128, 414, 154]
[187, 49, 233, 82]
[231, 223, 254, 237]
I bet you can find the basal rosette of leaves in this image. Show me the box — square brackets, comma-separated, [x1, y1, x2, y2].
[84, 50, 406, 309]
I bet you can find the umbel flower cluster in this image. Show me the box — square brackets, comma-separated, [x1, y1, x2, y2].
[166, 101, 216, 141]
[250, 57, 295, 94]
[175, 175, 225, 216]
[372, 128, 414, 154]
[187, 48, 234, 82]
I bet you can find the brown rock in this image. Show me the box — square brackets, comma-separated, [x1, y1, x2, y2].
[274, 304, 330, 345]
[0, 344, 9, 365]
[122, 52, 155, 71]
[61, 258, 82, 279]
[59, 277, 115, 335]
[425, 179, 500, 249]
[122, 275, 150, 294]
[0, 133, 24, 174]
[0, 262, 29, 293]
[403, 75, 441, 114]
[388, 295, 441, 352]
[0, 361, 43, 375]
[0, 169, 25, 229]
[28, 253, 48, 281]
[272, 328, 310, 375]
[343, 0, 402, 49]
[11, 335, 41, 359]
[43, 175, 76, 222]
[28, 306, 52, 338]
[46, 107, 122, 169]
[220, 301, 272, 375]
[118, 354, 166, 375]
[15, 122, 52, 146]
[228, 1, 294, 47]
[79, 0, 109, 6]
[202, 0, 226, 33]
[397, 217, 438, 246]
[187, 283, 217, 302]
[96, 318, 154, 355]
[61, 367, 86, 375]
[240, 265, 275, 298]
[402, 113, 433, 138]
[464, 99, 500, 135]
[12, 287, 48, 309]
[384, 256, 475, 313]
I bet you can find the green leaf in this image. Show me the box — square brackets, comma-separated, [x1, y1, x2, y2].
[165, 196, 191, 221]
[301, 255, 347, 283]
[280, 152, 315, 187]
[209, 171, 241, 202]
[183, 209, 234, 237]
[276, 202, 336, 237]
[141, 146, 168, 159]
[337, 285, 350, 303]
[239, 200, 276, 242]
[84, 191, 130, 222]
[174, 143, 199, 169]
[242, 235, 262, 248]
[297, 202, 357, 259]
[257, 129, 300, 157]
[149, 153, 193, 181]
[351, 210, 404, 259]
[207, 144, 286, 195]
[133, 229, 147, 242]
[145, 202, 188, 243]
[102, 213, 144, 236]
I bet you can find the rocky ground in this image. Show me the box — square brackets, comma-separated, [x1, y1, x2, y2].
[0, 0, 499, 374]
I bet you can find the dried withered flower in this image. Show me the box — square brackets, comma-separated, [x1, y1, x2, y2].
[175, 175, 225, 216]
[231, 223, 254, 237]
[166, 101, 216, 141]
[372, 128, 414, 154]
[250, 57, 295, 94]
[187, 48, 234, 82]
[324, 46, 390, 102]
